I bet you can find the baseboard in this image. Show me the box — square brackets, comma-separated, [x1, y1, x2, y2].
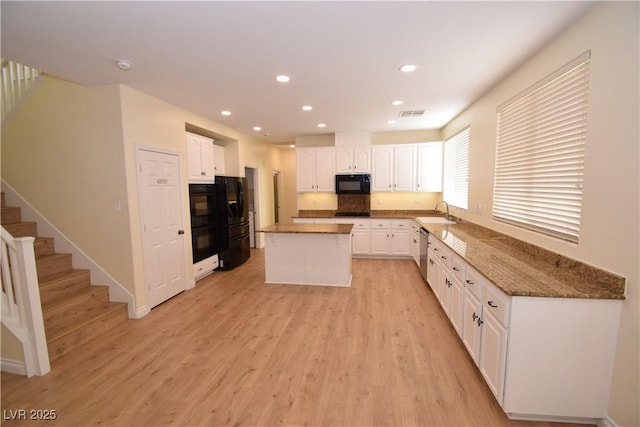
[508, 412, 600, 425]
[598, 415, 619, 427]
[131, 304, 150, 319]
[2, 181, 136, 317]
[1, 358, 27, 376]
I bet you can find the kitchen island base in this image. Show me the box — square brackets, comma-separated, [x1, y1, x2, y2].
[261, 224, 353, 287]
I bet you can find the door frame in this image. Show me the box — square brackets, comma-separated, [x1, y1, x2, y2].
[273, 170, 281, 224]
[244, 165, 262, 248]
[135, 145, 190, 313]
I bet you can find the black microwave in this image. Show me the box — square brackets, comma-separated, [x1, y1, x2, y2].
[335, 174, 371, 194]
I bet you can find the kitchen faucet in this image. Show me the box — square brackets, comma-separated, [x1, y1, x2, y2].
[434, 200, 450, 220]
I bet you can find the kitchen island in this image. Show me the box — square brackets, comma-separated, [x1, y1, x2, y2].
[259, 223, 353, 287]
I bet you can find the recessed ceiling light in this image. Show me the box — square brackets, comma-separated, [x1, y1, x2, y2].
[289, 144, 295, 148]
[388, 120, 397, 124]
[253, 126, 262, 131]
[302, 105, 313, 111]
[116, 59, 133, 71]
[221, 110, 231, 116]
[399, 64, 417, 73]
[317, 123, 326, 128]
[392, 100, 403, 106]
[276, 75, 290, 83]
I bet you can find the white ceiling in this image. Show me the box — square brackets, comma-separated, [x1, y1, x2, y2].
[1, 1, 595, 144]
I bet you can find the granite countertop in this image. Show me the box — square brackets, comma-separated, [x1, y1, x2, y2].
[416, 219, 625, 300]
[259, 223, 354, 234]
[294, 209, 441, 219]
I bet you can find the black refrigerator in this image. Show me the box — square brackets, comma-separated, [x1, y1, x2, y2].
[214, 176, 250, 270]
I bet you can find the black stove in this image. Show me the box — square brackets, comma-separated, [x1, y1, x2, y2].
[334, 212, 371, 217]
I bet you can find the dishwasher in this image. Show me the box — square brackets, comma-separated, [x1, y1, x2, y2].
[419, 228, 429, 283]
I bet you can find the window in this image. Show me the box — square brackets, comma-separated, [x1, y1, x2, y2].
[493, 52, 590, 243]
[443, 126, 470, 210]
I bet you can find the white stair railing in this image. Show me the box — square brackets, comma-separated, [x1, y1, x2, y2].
[1, 226, 50, 377]
[1, 59, 41, 122]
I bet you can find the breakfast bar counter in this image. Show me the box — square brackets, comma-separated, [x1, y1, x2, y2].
[259, 223, 353, 287]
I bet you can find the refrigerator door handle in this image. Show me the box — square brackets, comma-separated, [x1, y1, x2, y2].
[237, 180, 245, 219]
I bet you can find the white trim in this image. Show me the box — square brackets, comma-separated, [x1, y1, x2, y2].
[1, 358, 27, 376]
[507, 413, 600, 425]
[598, 415, 619, 427]
[131, 304, 150, 319]
[1, 180, 136, 317]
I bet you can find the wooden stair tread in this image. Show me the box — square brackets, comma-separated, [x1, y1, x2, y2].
[1, 206, 21, 224]
[43, 284, 108, 312]
[36, 252, 73, 281]
[46, 301, 127, 343]
[2, 221, 37, 237]
[39, 268, 91, 287]
[2, 192, 130, 366]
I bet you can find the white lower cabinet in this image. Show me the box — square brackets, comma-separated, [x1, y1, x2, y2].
[461, 286, 483, 365]
[193, 254, 219, 280]
[428, 233, 622, 422]
[293, 217, 417, 259]
[350, 220, 371, 255]
[480, 309, 508, 404]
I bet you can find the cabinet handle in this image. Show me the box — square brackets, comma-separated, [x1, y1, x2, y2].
[441, 255, 447, 260]
[433, 248, 439, 251]
[472, 312, 479, 322]
[178, 229, 185, 235]
[429, 259, 434, 265]
[466, 279, 474, 285]
[477, 317, 484, 326]
[453, 267, 460, 271]
[487, 301, 498, 308]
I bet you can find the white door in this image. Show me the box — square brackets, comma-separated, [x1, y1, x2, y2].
[138, 149, 187, 309]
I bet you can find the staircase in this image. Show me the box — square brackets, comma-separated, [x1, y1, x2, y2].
[1, 192, 128, 364]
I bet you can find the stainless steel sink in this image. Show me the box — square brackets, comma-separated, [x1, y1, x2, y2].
[416, 217, 455, 224]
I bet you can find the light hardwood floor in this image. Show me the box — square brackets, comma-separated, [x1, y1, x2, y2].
[1, 249, 591, 427]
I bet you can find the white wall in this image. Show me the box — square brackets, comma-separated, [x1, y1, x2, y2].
[443, 3, 639, 425]
[119, 85, 283, 308]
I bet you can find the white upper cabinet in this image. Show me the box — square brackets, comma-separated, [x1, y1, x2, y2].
[371, 146, 394, 191]
[372, 144, 417, 191]
[336, 147, 370, 173]
[212, 144, 225, 176]
[296, 147, 336, 192]
[417, 142, 443, 192]
[393, 144, 417, 191]
[187, 132, 216, 182]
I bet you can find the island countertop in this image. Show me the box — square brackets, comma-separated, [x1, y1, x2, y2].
[259, 223, 354, 234]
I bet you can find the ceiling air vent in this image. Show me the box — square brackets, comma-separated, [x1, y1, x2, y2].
[399, 110, 425, 117]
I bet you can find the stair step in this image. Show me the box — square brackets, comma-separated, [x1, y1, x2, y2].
[44, 286, 113, 340]
[1, 206, 21, 224]
[34, 237, 55, 258]
[37, 253, 73, 281]
[39, 269, 92, 309]
[47, 301, 128, 363]
[3, 221, 37, 238]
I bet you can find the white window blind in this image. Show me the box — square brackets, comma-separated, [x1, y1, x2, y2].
[443, 126, 470, 210]
[493, 52, 590, 243]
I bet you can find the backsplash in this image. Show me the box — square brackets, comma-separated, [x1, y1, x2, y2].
[337, 194, 370, 213]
